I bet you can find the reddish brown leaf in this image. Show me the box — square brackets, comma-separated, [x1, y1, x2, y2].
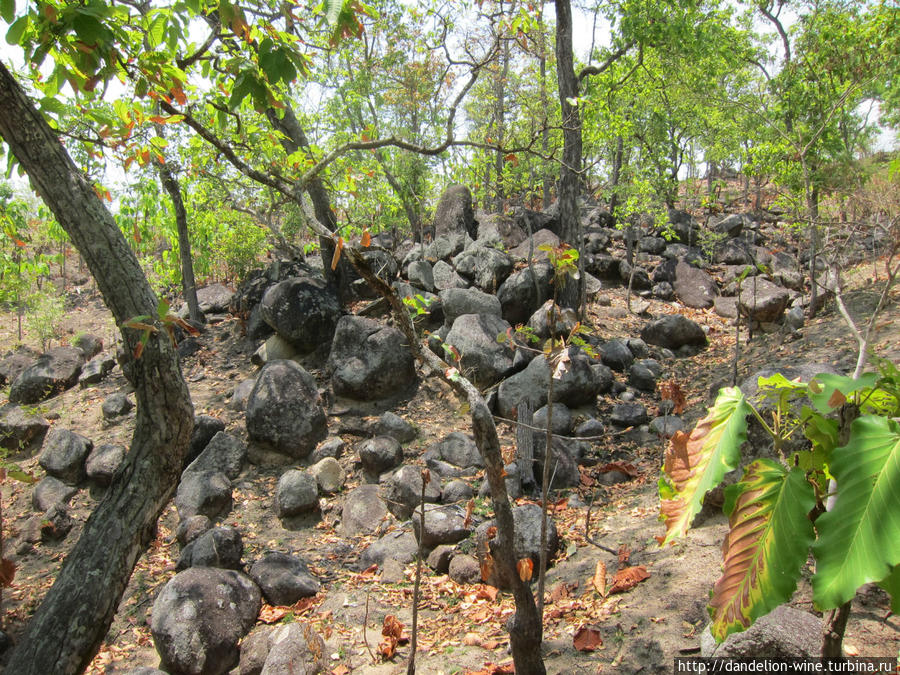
[0, 558, 16, 587]
[382, 614, 405, 640]
[573, 625, 603, 652]
[464, 498, 474, 529]
[592, 560, 607, 597]
[597, 461, 639, 477]
[549, 581, 570, 604]
[258, 604, 287, 624]
[609, 566, 650, 594]
[480, 553, 495, 583]
[517, 557, 534, 582]
[485, 526, 497, 540]
[361, 228, 371, 248]
[617, 545, 631, 567]
[474, 585, 498, 601]
[827, 389, 847, 408]
[331, 237, 344, 271]
[659, 380, 687, 415]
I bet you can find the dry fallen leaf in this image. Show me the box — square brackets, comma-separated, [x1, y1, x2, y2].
[609, 566, 650, 594]
[592, 560, 607, 597]
[617, 545, 631, 567]
[480, 553, 495, 583]
[573, 625, 604, 652]
[463, 632, 482, 646]
[517, 557, 534, 582]
[258, 604, 288, 624]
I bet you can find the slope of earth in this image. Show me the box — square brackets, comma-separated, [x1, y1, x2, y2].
[0, 260, 897, 675]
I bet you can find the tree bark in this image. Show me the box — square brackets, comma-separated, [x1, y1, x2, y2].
[157, 160, 203, 323]
[554, 0, 584, 309]
[0, 62, 194, 675]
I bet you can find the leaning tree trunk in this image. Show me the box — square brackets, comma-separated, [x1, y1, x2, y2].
[157, 159, 203, 323]
[554, 0, 584, 310]
[0, 62, 194, 675]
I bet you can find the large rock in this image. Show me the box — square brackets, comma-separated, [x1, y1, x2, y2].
[440, 287, 502, 326]
[433, 184, 477, 240]
[196, 283, 234, 314]
[275, 469, 319, 517]
[700, 605, 822, 657]
[382, 465, 441, 520]
[175, 471, 232, 521]
[496, 348, 601, 419]
[188, 416, 227, 466]
[38, 427, 93, 486]
[188, 526, 244, 570]
[78, 353, 116, 388]
[412, 504, 470, 549]
[259, 276, 341, 352]
[246, 361, 327, 459]
[341, 484, 389, 536]
[328, 316, 416, 401]
[444, 313, 515, 388]
[184, 432, 246, 480]
[356, 436, 403, 480]
[527, 300, 578, 341]
[738, 277, 791, 324]
[0, 405, 49, 451]
[427, 432, 484, 470]
[0, 346, 39, 386]
[358, 530, 420, 570]
[451, 243, 514, 292]
[151, 567, 261, 675]
[640, 315, 708, 350]
[496, 263, 554, 326]
[248, 552, 321, 606]
[85, 443, 125, 485]
[673, 261, 718, 309]
[9, 346, 84, 404]
[508, 229, 560, 262]
[432, 259, 468, 290]
[32, 476, 78, 512]
[241, 623, 328, 675]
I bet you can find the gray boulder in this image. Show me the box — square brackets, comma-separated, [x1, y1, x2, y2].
[373, 411, 417, 444]
[308, 457, 345, 493]
[496, 263, 554, 326]
[448, 554, 482, 585]
[196, 283, 234, 314]
[246, 360, 327, 459]
[341, 484, 389, 536]
[0, 346, 38, 386]
[640, 315, 708, 350]
[101, 392, 133, 419]
[275, 470, 319, 517]
[356, 436, 403, 480]
[382, 465, 441, 520]
[358, 530, 419, 571]
[442, 479, 474, 504]
[440, 287, 502, 326]
[451, 243, 514, 292]
[188, 416, 227, 466]
[407, 260, 435, 292]
[38, 427, 93, 485]
[247, 623, 328, 675]
[527, 300, 578, 341]
[610, 403, 649, 427]
[496, 348, 600, 419]
[433, 184, 477, 240]
[739, 277, 791, 324]
[427, 432, 483, 470]
[600, 339, 634, 372]
[259, 276, 341, 352]
[673, 261, 718, 309]
[184, 431, 246, 481]
[432, 259, 468, 290]
[444, 313, 515, 388]
[0, 405, 50, 452]
[78, 354, 116, 388]
[85, 443, 125, 485]
[151, 567, 261, 675]
[248, 552, 321, 606]
[508, 229, 560, 262]
[32, 476, 77, 512]
[328, 316, 416, 401]
[9, 346, 84, 404]
[175, 471, 232, 521]
[189, 526, 244, 570]
[700, 605, 822, 657]
[412, 504, 470, 548]
[230, 378, 256, 411]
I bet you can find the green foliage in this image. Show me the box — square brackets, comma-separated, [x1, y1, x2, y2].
[26, 291, 65, 352]
[659, 365, 900, 642]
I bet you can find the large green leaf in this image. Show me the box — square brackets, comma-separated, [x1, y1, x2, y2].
[812, 415, 900, 609]
[659, 387, 750, 545]
[807, 372, 878, 415]
[878, 565, 900, 613]
[709, 461, 815, 642]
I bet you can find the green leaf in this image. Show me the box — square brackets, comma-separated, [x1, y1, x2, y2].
[324, 0, 343, 25]
[5, 14, 26, 45]
[72, 13, 106, 46]
[807, 372, 878, 415]
[659, 387, 751, 545]
[877, 565, 900, 614]
[709, 461, 815, 642]
[157, 297, 170, 320]
[147, 14, 167, 48]
[0, 0, 14, 24]
[6, 468, 35, 483]
[812, 415, 900, 609]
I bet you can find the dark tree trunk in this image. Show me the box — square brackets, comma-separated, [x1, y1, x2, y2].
[554, 0, 583, 309]
[0, 63, 194, 675]
[264, 107, 347, 298]
[157, 161, 203, 322]
[609, 135, 624, 215]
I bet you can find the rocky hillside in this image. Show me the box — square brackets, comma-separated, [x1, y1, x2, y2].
[0, 187, 897, 674]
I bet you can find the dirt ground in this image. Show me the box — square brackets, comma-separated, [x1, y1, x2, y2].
[0, 258, 898, 675]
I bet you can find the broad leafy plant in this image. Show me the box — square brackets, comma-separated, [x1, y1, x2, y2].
[659, 362, 900, 643]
